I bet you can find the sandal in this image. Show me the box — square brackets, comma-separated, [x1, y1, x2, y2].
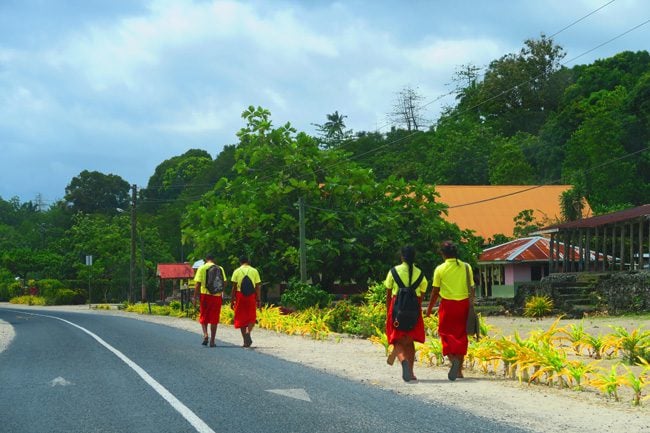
[401, 360, 413, 382]
[243, 333, 253, 348]
[209, 341, 216, 347]
[201, 336, 209, 346]
[448, 358, 460, 381]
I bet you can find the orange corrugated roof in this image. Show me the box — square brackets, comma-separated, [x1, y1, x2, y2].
[435, 185, 592, 240]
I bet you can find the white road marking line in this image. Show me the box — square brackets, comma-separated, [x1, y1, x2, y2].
[23, 312, 216, 433]
[266, 388, 312, 402]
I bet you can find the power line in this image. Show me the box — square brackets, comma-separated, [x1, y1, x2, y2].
[547, 0, 616, 39]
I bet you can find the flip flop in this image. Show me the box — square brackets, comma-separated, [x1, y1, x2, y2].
[401, 360, 412, 382]
[448, 358, 460, 381]
[202, 336, 209, 346]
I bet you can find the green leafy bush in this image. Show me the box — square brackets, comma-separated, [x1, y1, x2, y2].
[343, 303, 386, 337]
[280, 280, 333, 310]
[325, 300, 386, 337]
[47, 289, 86, 305]
[364, 281, 387, 306]
[0, 281, 24, 301]
[326, 300, 358, 333]
[37, 279, 65, 298]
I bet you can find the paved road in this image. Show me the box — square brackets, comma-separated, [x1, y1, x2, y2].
[0, 308, 527, 433]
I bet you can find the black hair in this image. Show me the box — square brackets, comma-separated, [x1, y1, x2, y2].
[239, 255, 249, 264]
[205, 254, 215, 262]
[401, 245, 415, 285]
[440, 240, 459, 265]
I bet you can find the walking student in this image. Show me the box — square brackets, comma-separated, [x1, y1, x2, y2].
[426, 241, 475, 381]
[230, 256, 261, 348]
[193, 254, 227, 347]
[384, 245, 427, 382]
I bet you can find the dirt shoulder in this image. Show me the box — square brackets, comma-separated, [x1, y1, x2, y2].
[1, 304, 648, 433]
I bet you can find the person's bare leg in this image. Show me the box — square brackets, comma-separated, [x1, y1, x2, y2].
[395, 337, 413, 382]
[406, 340, 416, 379]
[209, 324, 217, 346]
[458, 355, 465, 378]
[448, 354, 461, 381]
[201, 323, 208, 345]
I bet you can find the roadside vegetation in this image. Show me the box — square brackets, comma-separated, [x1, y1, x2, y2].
[114, 284, 650, 407]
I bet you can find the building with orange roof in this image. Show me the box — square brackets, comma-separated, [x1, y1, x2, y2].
[435, 185, 592, 241]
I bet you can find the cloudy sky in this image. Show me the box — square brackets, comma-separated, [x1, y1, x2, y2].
[1, 0, 648, 206]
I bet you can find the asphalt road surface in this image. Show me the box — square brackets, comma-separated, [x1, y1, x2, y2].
[0, 308, 528, 433]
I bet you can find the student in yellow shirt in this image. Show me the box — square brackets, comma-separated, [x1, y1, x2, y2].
[427, 241, 475, 381]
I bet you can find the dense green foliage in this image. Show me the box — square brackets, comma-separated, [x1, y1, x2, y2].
[2, 39, 649, 302]
[280, 280, 334, 310]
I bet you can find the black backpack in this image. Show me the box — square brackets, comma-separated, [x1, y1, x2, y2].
[390, 267, 424, 331]
[205, 264, 225, 295]
[240, 271, 255, 296]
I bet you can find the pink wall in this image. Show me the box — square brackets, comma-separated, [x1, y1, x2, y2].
[505, 264, 532, 284]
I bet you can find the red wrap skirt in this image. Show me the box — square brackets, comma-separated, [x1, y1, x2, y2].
[199, 294, 222, 325]
[385, 297, 425, 345]
[233, 291, 257, 329]
[438, 297, 470, 356]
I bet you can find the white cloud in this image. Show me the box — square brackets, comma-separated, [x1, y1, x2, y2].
[405, 38, 501, 73]
[2, 0, 649, 203]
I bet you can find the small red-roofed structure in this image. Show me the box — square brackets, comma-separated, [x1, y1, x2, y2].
[156, 263, 195, 301]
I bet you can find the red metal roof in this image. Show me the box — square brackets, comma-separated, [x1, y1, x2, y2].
[479, 236, 604, 263]
[539, 204, 650, 231]
[156, 263, 195, 279]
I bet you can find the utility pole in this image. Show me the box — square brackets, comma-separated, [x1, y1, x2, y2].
[298, 197, 307, 282]
[140, 235, 146, 303]
[130, 184, 137, 303]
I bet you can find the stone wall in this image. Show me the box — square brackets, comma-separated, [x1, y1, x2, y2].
[596, 271, 650, 314]
[513, 271, 650, 315]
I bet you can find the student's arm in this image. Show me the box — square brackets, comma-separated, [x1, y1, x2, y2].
[230, 281, 237, 308]
[193, 281, 201, 306]
[426, 287, 440, 317]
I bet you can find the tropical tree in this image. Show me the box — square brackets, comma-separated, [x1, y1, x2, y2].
[313, 111, 353, 149]
[468, 35, 569, 136]
[562, 87, 638, 212]
[389, 86, 427, 131]
[64, 170, 130, 214]
[182, 106, 479, 290]
[64, 213, 172, 302]
[488, 134, 534, 185]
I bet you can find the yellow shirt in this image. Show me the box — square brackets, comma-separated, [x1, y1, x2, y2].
[432, 258, 473, 300]
[231, 264, 261, 291]
[384, 262, 427, 296]
[194, 262, 227, 296]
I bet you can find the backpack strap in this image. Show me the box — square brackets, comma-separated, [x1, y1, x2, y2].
[390, 267, 406, 288]
[410, 271, 424, 291]
[391, 267, 424, 291]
